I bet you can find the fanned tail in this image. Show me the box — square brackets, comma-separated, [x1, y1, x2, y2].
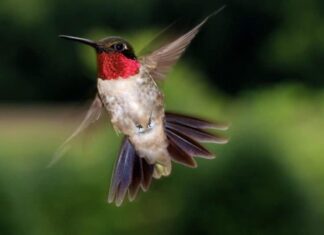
[108, 138, 154, 206]
[108, 112, 228, 206]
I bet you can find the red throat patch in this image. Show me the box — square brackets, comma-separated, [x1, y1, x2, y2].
[97, 52, 140, 80]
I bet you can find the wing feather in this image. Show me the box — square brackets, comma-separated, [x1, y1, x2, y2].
[48, 94, 102, 167]
[140, 6, 225, 80]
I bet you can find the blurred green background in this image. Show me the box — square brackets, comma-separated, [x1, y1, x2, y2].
[1, 0, 324, 234]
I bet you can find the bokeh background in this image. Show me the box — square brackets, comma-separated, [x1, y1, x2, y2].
[1, 0, 324, 234]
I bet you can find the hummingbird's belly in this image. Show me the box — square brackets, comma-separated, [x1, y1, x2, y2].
[97, 74, 161, 129]
[97, 74, 168, 162]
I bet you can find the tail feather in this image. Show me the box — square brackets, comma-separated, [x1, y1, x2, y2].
[166, 128, 214, 159]
[166, 122, 228, 144]
[107, 112, 228, 206]
[108, 138, 136, 206]
[108, 138, 155, 206]
[128, 152, 142, 201]
[165, 112, 229, 130]
[128, 155, 154, 200]
[140, 159, 154, 191]
[167, 139, 197, 168]
[165, 112, 228, 168]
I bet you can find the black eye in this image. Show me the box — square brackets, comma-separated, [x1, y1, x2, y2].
[113, 43, 125, 51]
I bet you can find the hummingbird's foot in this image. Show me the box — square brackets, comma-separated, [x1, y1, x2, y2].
[153, 162, 171, 179]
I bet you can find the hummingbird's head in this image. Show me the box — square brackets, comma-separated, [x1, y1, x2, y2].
[59, 35, 140, 80]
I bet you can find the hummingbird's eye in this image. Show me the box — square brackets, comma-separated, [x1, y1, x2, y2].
[113, 43, 125, 51]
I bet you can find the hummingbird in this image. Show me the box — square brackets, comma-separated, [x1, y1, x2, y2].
[57, 7, 228, 206]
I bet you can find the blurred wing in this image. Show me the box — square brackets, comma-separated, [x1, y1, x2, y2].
[140, 6, 225, 81]
[47, 94, 103, 167]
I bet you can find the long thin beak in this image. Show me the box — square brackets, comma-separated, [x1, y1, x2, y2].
[59, 35, 99, 50]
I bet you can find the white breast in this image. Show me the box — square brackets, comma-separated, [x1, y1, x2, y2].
[97, 69, 158, 135]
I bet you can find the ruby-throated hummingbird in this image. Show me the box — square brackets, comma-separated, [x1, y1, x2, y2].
[56, 7, 228, 206]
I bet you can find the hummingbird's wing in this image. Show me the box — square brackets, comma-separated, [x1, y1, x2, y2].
[140, 6, 225, 81]
[48, 94, 102, 167]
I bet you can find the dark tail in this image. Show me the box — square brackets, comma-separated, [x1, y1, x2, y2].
[108, 112, 228, 206]
[107, 138, 154, 206]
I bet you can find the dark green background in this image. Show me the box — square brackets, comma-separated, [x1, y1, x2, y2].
[0, 0, 323, 234]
